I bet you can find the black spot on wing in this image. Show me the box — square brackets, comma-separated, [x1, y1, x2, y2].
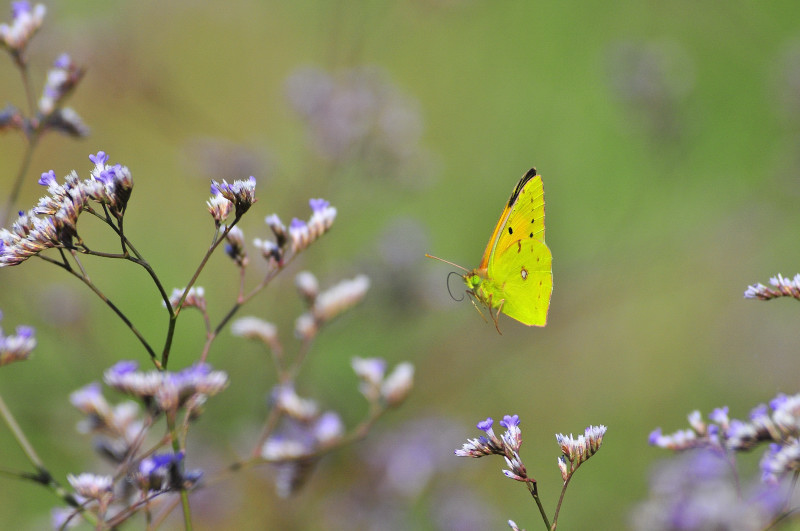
[508, 227, 513, 235]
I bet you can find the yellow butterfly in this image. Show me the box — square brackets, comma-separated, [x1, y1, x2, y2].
[427, 168, 553, 333]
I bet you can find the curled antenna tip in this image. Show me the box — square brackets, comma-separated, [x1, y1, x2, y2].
[446, 271, 465, 302]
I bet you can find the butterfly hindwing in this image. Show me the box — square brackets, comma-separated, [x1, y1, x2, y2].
[491, 238, 552, 326]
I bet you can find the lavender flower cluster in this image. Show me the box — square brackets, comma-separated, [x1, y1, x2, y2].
[285, 65, 432, 183]
[0, 140, 415, 527]
[638, 393, 800, 529]
[455, 415, 607, 530]
[744, 273, 800, 301]
[0, 309, 35, 366]
[0, 152, 132, 266]
[0, 2, 87, 139]
[650, 393, 800, 483]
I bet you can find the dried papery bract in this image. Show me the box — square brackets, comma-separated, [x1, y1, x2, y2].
[744, 273, 800, 301]
[38, 53, 85, 117]
[210, 176, 257, 219]
[0, 2, 46, 57]
[224, 225, 248, 267]
[166, 286, 207, 312]
[0, 318, 36, 366]
[0, 151, 135, 267]
[231, 316, 278, 346]
[555, 425, 607, 482]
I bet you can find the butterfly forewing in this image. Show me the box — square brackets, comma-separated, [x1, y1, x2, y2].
[492, 170, 545, 259]
[479, 168, 542, 270]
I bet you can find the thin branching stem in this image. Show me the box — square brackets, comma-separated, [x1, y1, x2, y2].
[0, 393, 43, 468]
[17, 53, 36, 116]
[524, 480, 551, 530]
[0, 395, 98, 526]
[164, 412, 192, 530]
[161, 219, 239, 369]
[37, 253, 161, 367]
[3, 135, 39, 227]
[3, 53, 41, 226]
[551, 468, 578, 530]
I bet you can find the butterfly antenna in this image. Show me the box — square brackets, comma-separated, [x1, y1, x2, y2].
[446, 271, 465, 301]
[425, 253, 470, 273]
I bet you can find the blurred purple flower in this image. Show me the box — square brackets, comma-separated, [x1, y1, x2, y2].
[630, 449, 784, 530]
[285, 65, 434, 183]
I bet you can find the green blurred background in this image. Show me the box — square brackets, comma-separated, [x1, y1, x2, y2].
[3, 0, 800, 529]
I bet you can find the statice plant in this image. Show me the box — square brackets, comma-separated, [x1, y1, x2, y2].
[455, 414, 607, 530]
[631, 273, 800, 530]
[0, 5, 414, 528]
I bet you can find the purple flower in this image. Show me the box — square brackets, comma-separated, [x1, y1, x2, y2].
[69, 382, 105, 413]
[0, 317, 36, 366]
[769, 394, 788, 411]
[631, 448, 783, 530]
[140, 451, 184, 476]
[476, 417, 494, 432]
[500, 415, 519, 429]
[761, 440, 800, 483]
[11, 1, 32, 17]
[0, 2, 45, 52]
[209, 176, 257, 217]
[313, 411, 344, 446]
[53, 52, 70, 69]
[648, 428, 663, 445]
[708, 406, 729, 426]
[104, 360, 228, 412]
[138, 451, 186, 491]
[37, 54, 84, 117]
[89, 151, 108, 167]
[109, 360, 138, 376]
[38, 170, 56, 187]
[309, 198, 330, 212]
[750, 404, 769, 422]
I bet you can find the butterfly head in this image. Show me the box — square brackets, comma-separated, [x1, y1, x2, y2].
[463, 270, 484, 292]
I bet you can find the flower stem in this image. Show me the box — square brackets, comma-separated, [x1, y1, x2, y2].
[161, 220, 237, 369]
[0, 393, 43, 468]
[526, 480, 552, 530]
[2, 135, 39, 227]
[165, 413, 192, 530]
[39, 253, 161, 368]
[551, 470, 577, 530]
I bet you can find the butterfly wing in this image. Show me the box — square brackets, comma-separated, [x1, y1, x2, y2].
[485, 169, 552, 326]
[478, 168, 545, 269]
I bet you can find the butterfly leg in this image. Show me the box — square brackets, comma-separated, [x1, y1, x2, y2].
[466, 291, 489, 324]
[482, 292, 504, 335]
[491, 298, 505, 335]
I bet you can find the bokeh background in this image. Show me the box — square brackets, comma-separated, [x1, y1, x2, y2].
[2, 1, 800, 529]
